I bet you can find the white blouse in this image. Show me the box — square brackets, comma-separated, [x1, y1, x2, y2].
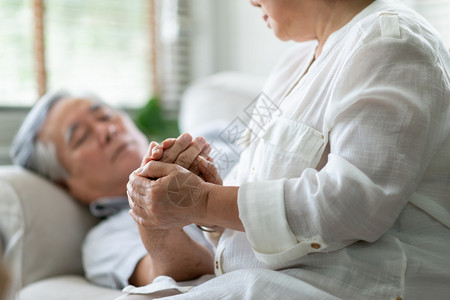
[209, 0, 450, 299]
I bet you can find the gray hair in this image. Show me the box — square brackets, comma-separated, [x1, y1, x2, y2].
[10, 90, 100, 182]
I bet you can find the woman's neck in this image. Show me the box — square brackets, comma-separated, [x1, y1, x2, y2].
[314, 0, 375, 58]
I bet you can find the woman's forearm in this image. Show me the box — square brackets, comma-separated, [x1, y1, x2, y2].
[200, 184, 244, 232]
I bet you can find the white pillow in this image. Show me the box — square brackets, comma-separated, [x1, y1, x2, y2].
[0, 166, 99, 294]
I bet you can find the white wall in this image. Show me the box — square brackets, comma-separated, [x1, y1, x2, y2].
[401, 0, 450, 47]
[191, 0, 450, 82]
[190, 0, 293, 80]
[213, 0, 293, 77]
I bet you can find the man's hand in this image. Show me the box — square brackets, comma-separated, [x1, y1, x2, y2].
[141, 133, 211, 175]
[141, 133, 222, 185]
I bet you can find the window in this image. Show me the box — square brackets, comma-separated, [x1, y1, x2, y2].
[0, 0, 154, 108]
[0, 0, 36, 106]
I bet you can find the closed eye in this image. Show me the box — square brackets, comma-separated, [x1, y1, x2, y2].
[73, 129, 91, 149]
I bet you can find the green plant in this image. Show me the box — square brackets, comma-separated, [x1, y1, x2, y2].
[133, 96, 179, 142]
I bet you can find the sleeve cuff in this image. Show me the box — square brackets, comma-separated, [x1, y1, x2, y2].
[238, 179, 297, 254]
[238, 179, 327, 266]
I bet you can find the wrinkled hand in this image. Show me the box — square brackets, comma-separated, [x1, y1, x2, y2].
[141, 133, 222, 185]
[127, 160, 210, 229]
[142, 133, 210, 174]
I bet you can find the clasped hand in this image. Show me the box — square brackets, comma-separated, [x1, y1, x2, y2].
[127, 133, 222, 229]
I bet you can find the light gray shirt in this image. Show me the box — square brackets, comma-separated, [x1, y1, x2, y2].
[82, 198, 212, 289]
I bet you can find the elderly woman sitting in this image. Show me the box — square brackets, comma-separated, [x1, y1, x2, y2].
[126, 0, 450, 299]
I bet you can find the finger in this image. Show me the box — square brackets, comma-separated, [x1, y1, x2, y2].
[128, 208, 145, 226]
[197, 156, 223, 185]
[141, 141, 159, 167]
[162, 138, 176, 149]
[150, 145, 164, 160]
[200, 143, 212, 157]
[174, 136, 207, 169]
[160, 133, 192, 163]
[127, 179, 143, 199]
[126, 190, 145, 219]
[126, 190, 135, 209]
[128, 172, 156, 197]
[137, 160, 182, 179]
[188, 161, 200, 176]
[126, 190, 144, 211]
[189, 153, 213, 178]
[127, 185, 152, 225]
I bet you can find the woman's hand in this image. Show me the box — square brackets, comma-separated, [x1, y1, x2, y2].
[127, 160, 211, 229]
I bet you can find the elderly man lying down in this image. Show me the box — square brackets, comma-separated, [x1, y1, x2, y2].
[10, 91, 220, 289]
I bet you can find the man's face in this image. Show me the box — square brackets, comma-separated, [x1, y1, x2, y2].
[39, 97, 148, 204]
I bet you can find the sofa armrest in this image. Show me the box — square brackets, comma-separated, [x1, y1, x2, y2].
[0, 166, 99, 295]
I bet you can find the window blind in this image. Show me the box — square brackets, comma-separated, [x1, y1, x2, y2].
[0, 0, 36, 106]
[44, 0, 153, 108]
[157, 0, 192, 117]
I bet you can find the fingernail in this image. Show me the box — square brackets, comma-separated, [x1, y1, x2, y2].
[135, 167, 143, 174]
[182, 133, 191, 142]
[198, 137, 206, 145]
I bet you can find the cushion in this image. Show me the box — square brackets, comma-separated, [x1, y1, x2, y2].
[0, 166, 99, 294]
[179, 71, 264, 135]
[19, 275, 124, 300]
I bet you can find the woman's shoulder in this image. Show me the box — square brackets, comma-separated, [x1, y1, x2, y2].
[356, 2, 446, 56]
[325, 0, 449, 79]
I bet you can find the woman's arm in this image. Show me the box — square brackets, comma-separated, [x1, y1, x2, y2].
[127, 161, 243, 231]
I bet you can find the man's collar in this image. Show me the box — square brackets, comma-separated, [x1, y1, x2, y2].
[89, 196, 129, 217]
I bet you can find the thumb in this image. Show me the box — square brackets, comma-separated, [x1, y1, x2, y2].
[137, 160, 179, 179]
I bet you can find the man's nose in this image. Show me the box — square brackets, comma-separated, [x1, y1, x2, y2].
[96, 122, 117, 145]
